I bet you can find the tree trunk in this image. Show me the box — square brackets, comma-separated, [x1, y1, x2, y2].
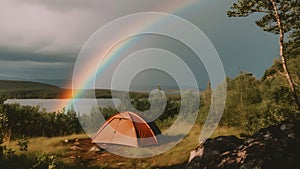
[270, 0, 300, 110]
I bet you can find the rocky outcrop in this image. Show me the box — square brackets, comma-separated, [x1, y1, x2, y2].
[186, 121, 300, 169]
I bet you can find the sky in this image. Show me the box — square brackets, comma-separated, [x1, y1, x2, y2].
[0, 0, 279, 90]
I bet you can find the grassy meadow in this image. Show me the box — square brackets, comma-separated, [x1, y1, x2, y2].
[3, 125, 241, 169]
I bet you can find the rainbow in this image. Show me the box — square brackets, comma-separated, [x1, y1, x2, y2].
[59, 0, 200, 113]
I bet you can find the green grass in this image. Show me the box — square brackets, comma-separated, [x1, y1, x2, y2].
[211, 126, 243, 138]
[4, 134, 88, 154]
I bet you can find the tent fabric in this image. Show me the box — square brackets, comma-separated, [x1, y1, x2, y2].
[92, 111, 161, 147]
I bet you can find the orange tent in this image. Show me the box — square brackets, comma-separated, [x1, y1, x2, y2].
[92, 111, 161, 147]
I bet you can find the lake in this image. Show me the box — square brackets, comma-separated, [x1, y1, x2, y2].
[5, 99, 120, 113]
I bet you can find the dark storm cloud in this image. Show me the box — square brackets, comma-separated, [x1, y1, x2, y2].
[0, 0, 195, 66]
[0, 47, 76, 63]
[14, 0, 102, 12]
[14, 0, 189, 12]
[0, 0, 279, 85]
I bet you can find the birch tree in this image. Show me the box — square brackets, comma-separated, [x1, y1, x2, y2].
[228, 0, 300, 110]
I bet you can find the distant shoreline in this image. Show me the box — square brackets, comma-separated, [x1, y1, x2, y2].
[0, 80, 188, 99]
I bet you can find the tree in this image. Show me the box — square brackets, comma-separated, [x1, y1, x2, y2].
[220, 73, 262, 128]
[0, 97, 8, 161]
[228, 0, 300, 110]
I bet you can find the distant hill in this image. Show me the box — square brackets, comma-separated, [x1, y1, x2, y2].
[0, 80, 61, 90]
[0, 80, 146, 99]
[30, 79, 72, 88]
[0, 80, 184, 99]
[0, 80, 67, 99]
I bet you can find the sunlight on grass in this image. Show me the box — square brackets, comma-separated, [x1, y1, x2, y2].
[3, 125, 242, 168]
[211, 126, 243, 138]
[4, 133, 88, 154]
[91, 125, 242, 168]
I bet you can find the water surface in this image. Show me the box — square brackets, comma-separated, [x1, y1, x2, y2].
[5, 99, 120, 113]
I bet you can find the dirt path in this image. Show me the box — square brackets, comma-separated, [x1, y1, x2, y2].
[62, 138, 153, 168]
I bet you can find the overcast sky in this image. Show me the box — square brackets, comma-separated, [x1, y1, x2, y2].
[0, 0, 279, 89]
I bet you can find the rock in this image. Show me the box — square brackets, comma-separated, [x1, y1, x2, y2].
[74, 141, 80, 145]
[187, 136, 242, 169]
[70, 145, 83, 150]
[69, 155, 77, 159]
[186, 120, 300, 169]
[189, 145, 204, 162]
[89, 146, 101, 152]
[280, 124, 287, 131]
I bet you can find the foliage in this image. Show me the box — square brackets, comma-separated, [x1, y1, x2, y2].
[0, 97, 29, 167]
[78, 64, 299, 134]
[31, 154, 60, 169]
[18, 136, 29, 152]
[0, 96, 93, 169]
[198, 66, 300, 133]
[220, 0, 300, 132]
[1, 103, 83, 139]
[227, 0, 300, 109]
[227, 0, 300, 36]
[79, 106, 118, 134]
[0, 97, 8, 162]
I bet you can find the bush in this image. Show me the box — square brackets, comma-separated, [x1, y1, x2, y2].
[0, 101, 83, 140]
